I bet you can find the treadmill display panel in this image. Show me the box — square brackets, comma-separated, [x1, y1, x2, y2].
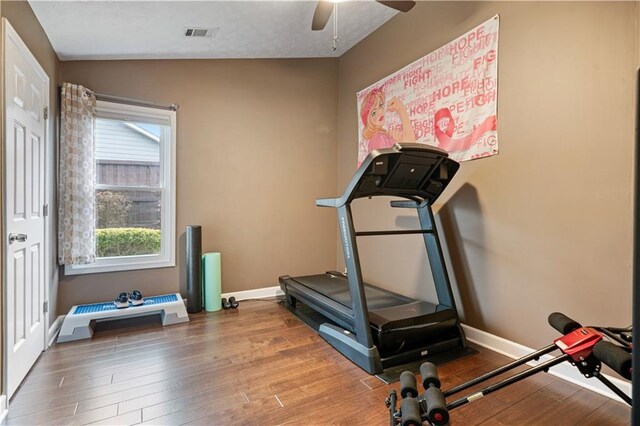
[350, 144, 459, 205]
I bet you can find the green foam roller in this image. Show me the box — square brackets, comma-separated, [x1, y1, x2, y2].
[202, 253, 222, 312]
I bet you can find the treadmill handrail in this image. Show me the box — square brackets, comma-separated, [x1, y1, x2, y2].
[316, 197, 339, 208]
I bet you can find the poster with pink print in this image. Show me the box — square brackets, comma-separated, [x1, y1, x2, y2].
[357, 16, 499, 165]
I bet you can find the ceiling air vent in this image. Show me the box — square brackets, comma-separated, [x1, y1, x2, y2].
[184, 27, 218, 38]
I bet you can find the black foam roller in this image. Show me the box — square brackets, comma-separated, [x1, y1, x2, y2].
[186, 225, 203, 313]
[420, 362, 441, 389]
[548, 312, 582, 334]
[400, 398, 421, 426]
[593, 340, 632, 380]
[400, 371, 418, 398]
[425, 387, 449, 426]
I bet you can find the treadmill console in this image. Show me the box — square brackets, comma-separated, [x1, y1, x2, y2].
[371, 157, 389, 175]
[354, 143, 459, 205]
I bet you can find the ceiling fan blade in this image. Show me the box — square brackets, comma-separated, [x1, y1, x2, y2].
[312, 1, 334, 31]
[376, 1, 416, 13]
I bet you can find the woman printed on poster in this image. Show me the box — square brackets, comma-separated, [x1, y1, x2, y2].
[360, 88, 416, 152]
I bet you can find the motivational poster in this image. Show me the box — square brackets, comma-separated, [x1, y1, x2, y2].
[357, 16, 499, 165]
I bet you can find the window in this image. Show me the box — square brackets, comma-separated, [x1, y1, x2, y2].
[65, 101, 176, 275]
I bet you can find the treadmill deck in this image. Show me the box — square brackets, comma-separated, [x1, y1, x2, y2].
[293, 273, 414, 310]
[283, 273, 455, 329]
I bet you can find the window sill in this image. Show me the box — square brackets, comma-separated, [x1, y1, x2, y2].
[64, 254, 175, 276]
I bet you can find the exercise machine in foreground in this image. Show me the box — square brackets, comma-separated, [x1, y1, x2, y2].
[280, 143, 468, 374]
[387, 312, 632, 425]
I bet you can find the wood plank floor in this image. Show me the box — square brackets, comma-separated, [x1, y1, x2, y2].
[4, 299, 630, 425]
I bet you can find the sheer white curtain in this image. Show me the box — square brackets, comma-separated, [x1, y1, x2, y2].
[58, 82, 97, 265]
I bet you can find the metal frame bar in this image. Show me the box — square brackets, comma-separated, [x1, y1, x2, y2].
[337, 205, 374, 348]
[446, 354, 571, 410]
[418, 204, 456, 309]
[633, 69, 639, 424]
[443, 344, 558, 397]
[599, 328, 633, 349]
[596, 372, 632, 405]
[355, 229, 433, 237]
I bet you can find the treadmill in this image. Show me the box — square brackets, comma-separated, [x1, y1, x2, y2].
[279, 143, 468, 375]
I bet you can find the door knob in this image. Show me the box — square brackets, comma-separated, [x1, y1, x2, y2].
[8, 233, 27, 244]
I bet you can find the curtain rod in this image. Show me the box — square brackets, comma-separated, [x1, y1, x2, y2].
[85, 90, 178, 112]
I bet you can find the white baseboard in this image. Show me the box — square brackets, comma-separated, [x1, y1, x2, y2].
[461, 324, 632, 404]
[48, 315, 65, 347]
[221, 285, 283, 301]
[0, 394, 7, 424]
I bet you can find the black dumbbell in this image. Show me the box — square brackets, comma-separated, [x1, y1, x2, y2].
[229, 296, 239, 309]
[221, 298, 231, 309]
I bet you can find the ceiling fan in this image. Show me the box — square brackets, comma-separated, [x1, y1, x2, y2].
[311, 0, 416, 31]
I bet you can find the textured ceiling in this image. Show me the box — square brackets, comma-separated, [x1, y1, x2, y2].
[28, 1, 398, 60]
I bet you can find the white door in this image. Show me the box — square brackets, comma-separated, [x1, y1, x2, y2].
[3, 20, 48, 399]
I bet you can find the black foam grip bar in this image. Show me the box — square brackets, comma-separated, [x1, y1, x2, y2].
[420, 362, 441, 389]
[593, 340, 632, 380]
[400, 398, 421, 426]
[400, 371, 418, 399]
[424, 387, 449, 426]
[548, 312, 582, 334]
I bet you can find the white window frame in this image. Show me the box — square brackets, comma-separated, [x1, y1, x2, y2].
[65, 101, 176, 275]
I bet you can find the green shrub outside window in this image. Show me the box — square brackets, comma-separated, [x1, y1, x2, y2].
[96, 228, 161, 257]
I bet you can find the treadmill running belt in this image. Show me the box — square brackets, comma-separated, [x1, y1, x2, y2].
[293, 274, 415, 311]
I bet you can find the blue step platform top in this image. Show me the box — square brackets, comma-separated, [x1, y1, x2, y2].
[73, 293, 180, 315]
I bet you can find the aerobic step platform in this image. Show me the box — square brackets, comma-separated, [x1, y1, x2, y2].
[57, 293, 189, 343]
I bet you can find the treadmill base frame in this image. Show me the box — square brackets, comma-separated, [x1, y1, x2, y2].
[283, 299, 471, 377]
[320, 323, 384, 374]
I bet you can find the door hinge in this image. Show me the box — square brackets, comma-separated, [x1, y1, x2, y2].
[43, 204, 49, 217]
[43, 301, 49, 314]
[43, 106, 48, 120]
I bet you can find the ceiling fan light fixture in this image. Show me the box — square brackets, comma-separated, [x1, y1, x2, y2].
[311, 0, 416, 32]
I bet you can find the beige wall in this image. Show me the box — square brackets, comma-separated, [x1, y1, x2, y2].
[59, 59, 339, 312]
[338, 1, 636, 349]
[0, 0, 60, 393]
[5, 0, 637, 353]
